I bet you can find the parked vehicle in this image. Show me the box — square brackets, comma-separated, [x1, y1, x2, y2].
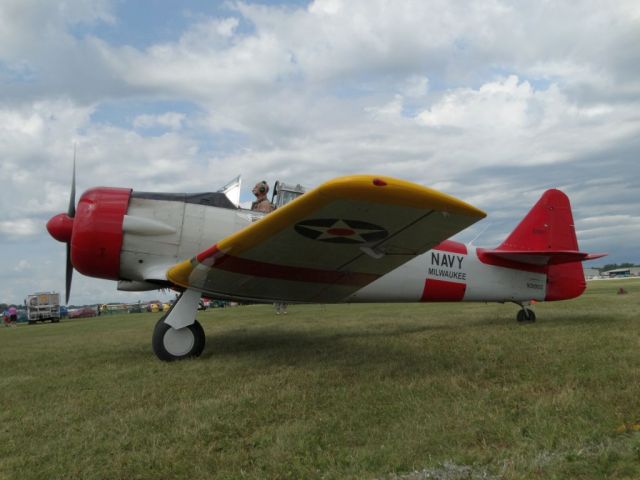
[68, 306, 98, 319]
[25, 292, 61, 324]
[148, 302, 161, 313]
[128, 303, 143, 314]
[103, 303, 128, 314]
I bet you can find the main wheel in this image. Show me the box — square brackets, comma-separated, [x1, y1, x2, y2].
[517, 308, 536, 323]
[152, 317, 205, 361]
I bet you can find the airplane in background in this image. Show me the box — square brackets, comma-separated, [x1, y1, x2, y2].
[47, 170, 605, 361]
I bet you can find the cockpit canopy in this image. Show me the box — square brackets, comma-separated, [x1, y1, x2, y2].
[272, 181, 306, 208]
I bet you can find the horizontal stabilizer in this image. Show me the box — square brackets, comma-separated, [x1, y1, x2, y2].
[584, 253, 607, 261]
[481, 249, 606, 266]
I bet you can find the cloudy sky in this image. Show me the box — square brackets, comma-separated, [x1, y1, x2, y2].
[1, 0, 639, 305]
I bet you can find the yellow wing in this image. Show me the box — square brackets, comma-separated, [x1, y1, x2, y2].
[167, 175, 486, 303]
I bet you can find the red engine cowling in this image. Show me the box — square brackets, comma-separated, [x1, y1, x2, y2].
[47, 187, 131, 280]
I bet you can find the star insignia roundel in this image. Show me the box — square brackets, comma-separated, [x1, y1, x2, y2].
[294, 219, 388, 244]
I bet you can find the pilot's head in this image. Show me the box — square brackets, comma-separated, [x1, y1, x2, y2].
[252, 181, 269, 197]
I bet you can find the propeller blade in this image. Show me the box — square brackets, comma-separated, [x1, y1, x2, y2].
[68, 147, 76, 218]
[65, 238, 73, 304]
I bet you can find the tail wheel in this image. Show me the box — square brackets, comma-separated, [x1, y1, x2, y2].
[517, 308, 536, 323]
[152, 317, 205, 361]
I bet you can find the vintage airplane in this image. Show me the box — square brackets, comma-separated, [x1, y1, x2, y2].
[47, 169, 605, 361]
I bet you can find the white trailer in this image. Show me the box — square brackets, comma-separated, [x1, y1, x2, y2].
[25, 292, 61, 324]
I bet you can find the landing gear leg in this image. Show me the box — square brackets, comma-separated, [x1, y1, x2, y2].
[516, 303, 536, 323]
[152, 289, 205, 361]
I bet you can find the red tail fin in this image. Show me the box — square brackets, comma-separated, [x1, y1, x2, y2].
[499, 189, 578, 252]
[481, 189, 606, 301]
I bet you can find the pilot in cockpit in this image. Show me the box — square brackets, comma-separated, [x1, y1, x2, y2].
[251, 181, 275, 213]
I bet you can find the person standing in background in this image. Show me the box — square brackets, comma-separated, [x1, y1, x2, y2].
[8, 305, 17, 324]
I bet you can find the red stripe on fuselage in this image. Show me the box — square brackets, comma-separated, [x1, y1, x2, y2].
[421, 278, 466, 301]
[197, 250, 380, 286]
[196, 240, 467, 290]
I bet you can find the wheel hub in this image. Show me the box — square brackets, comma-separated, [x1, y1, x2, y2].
[163, 327, 195, 356]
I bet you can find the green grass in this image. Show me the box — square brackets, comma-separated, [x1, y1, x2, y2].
[1, 279, 639, 479]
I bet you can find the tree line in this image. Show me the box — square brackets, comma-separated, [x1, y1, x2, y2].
[595, 263, 638, 272]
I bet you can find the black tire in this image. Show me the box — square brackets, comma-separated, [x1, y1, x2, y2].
[152, 317, 205, 361]
[517, 308, 536, 323]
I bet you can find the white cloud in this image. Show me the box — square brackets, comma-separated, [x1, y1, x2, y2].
[410, 75, 640, 173]
[401, 75, 429, 98]
[365, 95, 404, 122]
[94, 14, 293, 100]
[13, 259, 33, 272]
[133, 112, 186, 130]
[417, 75, 534, 130]
[0, 0, 114, 59]
[308, 0, 343, 16]
[0, 219, 40, 238]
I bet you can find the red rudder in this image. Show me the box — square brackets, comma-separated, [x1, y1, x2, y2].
[545, 262, 586, 301]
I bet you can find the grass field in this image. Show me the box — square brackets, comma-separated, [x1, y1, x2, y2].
[1, 279, 639, 480]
